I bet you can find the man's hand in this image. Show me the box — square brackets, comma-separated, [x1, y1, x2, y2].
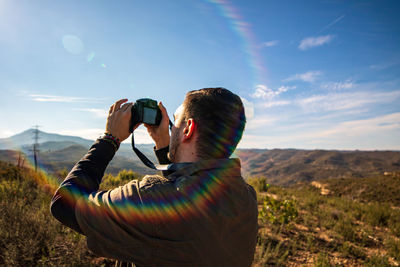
[144, 102, 170, 149]
[105, 99, 136, 142]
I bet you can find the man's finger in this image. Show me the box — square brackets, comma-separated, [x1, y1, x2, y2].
[159, 102, 169, 124]
[121, 102, 133, 112]
[112, 99, 128, 112]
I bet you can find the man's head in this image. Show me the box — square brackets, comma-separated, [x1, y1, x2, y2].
[168, 88, 246, 162]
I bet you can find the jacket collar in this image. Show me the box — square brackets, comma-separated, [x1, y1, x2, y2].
[166, 158, 241, 181]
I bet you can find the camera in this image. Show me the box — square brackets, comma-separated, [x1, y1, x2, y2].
[129, 98, 162, 132]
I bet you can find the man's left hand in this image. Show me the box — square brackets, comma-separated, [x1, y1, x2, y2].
[105, 99, 136, 142]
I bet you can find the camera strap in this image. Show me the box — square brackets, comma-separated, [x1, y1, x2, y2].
[131, 133, 172, 171]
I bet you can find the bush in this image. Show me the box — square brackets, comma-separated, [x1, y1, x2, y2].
[259, 195, 298, 225]
[314, 252, 332, 267]
[0, 161, 113, 265]
[334, 218, 357, 242]
[101, 169, 143, 190]
[386, 237, 400, 261]
[363, 202, 391, 227]
[366, 253, 391, 267]
[247, 176, 269, 193]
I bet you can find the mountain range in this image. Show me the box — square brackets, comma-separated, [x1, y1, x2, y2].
[1, 129, 400, 185]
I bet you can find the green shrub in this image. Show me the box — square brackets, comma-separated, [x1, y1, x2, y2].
[314, 252, 332, 267]
[256, 234, 290, 266]
[389, 210, 400, 237]
[386, 237, 400, 261]
[259, 195, 298, 225]
[366, 253, 391, 267]
[101, 169, 143, 190]
[339, 241, 366, 259]
[363, 202, 391, 227]
[0, 162, 114, 266]
[334, 218, 357, 242]
[247, 176, 269, 193]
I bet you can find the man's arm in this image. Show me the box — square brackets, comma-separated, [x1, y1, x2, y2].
[50, 139, 116, 234]
[50, 99, 134, 233]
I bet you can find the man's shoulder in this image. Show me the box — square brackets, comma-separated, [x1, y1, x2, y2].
[139, 174, 170, 190]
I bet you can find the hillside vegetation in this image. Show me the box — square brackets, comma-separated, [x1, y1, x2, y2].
[3, 147, 400, 187]
[238, 149, 400, 186]
[0, 161, 140, 265]
[1, 160, 399, 266]
[249, 174, 400, 266]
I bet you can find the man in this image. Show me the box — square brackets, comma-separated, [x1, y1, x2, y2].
[51, 88, 258, 266]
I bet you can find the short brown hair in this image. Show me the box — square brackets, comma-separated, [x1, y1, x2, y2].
[182, 88, 246, 159]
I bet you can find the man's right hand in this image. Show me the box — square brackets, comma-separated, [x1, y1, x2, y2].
[144, 102, 170, 149]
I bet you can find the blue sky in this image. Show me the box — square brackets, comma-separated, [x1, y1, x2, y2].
[0, 0, 399, 150]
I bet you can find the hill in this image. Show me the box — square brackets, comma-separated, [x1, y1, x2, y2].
[0, 129, 93, 150]
[2, 129, 400, 185]
[237, 149, 400, 186]
[0, 129, 156, 160]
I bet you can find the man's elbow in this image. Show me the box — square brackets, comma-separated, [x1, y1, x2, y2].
[50, 195, 63, 223]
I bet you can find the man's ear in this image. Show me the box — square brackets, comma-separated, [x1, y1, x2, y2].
[182, 118, 196, 141]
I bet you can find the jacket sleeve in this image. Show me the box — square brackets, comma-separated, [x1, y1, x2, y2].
[50, 139, 161, 263]
[50, 138, 116, 234]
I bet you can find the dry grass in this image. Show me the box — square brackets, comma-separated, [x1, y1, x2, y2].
[1, 160, 400, 266]
[250, 174, 400, 266]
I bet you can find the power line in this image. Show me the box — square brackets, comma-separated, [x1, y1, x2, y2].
[29, 125, 41, 172]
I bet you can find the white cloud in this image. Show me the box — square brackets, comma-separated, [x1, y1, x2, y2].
[239, 112, 400, 150]
[277, 86, 293, 94]
[369, 61, 398, 70]
[58, 128, 104, 141]
[250, 84, 295, 109]
[261, 40, 279, 48]
[264, 100, 291, 108]
[321, 80, 354, 90]
[29, 94, 100, 103]
[251, 84, 295, 100]
[251, 84, 275, 99]
[298, 35, 334, 50]
[76, 108, 108, 118]
[240, 97, 255, 119]
[246, 115, 278, 130]
[284, 71, 322, 83]
[310, 112, 400, 139]
[124, 127, 154, 144]
[297, 90, 400, 112]
[0, 130, 16, 138]
[59, 127, 154, 144]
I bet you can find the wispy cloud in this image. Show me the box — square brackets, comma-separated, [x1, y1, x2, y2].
[58, 127, 154, 144]
[75, 108, 108, 118]
[246, 115, 278, 130]
[240, 97, 255, 119]
[264, 100, 291, 108]
[29, 94, 101, 103]
[284, 71, 322, 83]
[250, 84, 294, 109]
[320, 80, 354, 90]
[58, 128, 104, 141]
[240, 112, 400, 150]
[297, 90, 400, 112]
[310, 112, 400, 139]
[251, 84, 295, 100]
[260, 40, 279, 48]
[298, 35, 334, 50]
[0, 130, 16, 138]
[369, 61, 399, 71]
[316, 15, 345, 35]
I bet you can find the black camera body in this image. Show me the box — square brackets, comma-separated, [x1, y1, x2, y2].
[129, 98, 161, 132]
